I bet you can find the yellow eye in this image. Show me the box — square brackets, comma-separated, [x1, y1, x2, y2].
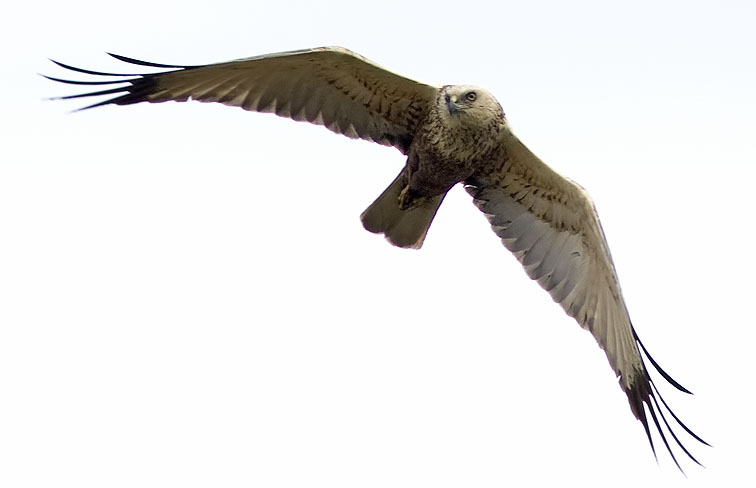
[465, 91, 477, 102]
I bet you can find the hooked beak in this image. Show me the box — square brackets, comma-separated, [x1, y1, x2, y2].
[445, 94, 459, 116]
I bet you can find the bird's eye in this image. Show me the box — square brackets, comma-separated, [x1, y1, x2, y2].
[465, 91, 477, 102]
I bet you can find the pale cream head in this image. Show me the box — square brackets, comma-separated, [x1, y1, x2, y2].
[439, 85, 506, 127]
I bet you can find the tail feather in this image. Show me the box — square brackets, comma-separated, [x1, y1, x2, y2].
[361, 169, 446, 249]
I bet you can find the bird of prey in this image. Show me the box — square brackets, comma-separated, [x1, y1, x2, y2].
[45, 46, 707, 469]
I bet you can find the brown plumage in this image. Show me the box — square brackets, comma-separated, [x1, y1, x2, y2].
[45, 46, 708, 469]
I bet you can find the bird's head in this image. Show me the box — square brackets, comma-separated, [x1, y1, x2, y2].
[439, 85, 506, 127]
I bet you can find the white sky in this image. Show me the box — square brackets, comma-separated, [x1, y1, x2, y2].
[2, 0, 755, 486]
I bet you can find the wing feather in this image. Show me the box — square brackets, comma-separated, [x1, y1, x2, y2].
[45, 47, 437, 153]
[465, 130, 707, 468]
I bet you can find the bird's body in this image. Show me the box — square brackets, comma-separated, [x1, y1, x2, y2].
[46, 46, 707, 469]
[410, 86, 506, 196]
[362, 85, 509, 248]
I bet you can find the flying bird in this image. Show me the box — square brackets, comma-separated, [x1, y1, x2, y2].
[45, 46, 708, 469]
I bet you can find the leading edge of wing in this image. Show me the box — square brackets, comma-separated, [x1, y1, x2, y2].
[42, 46, 426, 111]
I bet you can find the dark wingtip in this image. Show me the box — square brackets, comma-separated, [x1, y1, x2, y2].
[648, 387, 704, 468]
[40, 73, 135, 86]
[48, 58, 143, 77]
[632, 327, 693, 394]
[52, 85, 132, 101]
[651, 381, 711, 448]
[628, 327, 710, 473]
[106, 52, 194, 69]
[44, 54, 175, 111]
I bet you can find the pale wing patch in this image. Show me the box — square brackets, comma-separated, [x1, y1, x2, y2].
[465, 179, 641, 386]
[466, 139, 709, 468]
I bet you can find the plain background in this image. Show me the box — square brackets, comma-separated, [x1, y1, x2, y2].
[2, 1, 755, 486]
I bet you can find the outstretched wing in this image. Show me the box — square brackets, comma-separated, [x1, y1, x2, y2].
[465, 131, 708, 470]
[45, 46, 439, 154]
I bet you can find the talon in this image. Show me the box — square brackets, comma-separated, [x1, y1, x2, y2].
[398, 186, 420, 210]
